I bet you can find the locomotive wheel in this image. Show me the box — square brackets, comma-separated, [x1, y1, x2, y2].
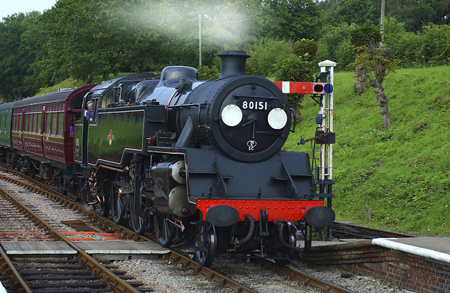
[98, 193, 110, 217]
[130, 214, 145, 234]
[130, 196, 146, 235]
[97, 173, 110, 217]
[194, 222, 217, 267]
[278, 221, 298, 267]
[30, 166, 37, 179]
[110, 175, 126, 224]
[154, 214, 174, 247]
[284, 221, 297, 248]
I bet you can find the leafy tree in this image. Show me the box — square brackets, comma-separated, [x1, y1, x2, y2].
[258, 0, 320, 41]
[197, 65, 220, 80]
[350, 21, 398, 128]
[350, 46, 398, 128]
[245, 38, 293, 77]
[274, 39, 319, 121]
[423, 0, 450, 24]
[316, 23, 355, 71]
[420, 24, 450, 66]
[335, 0, 378, 26]
[349, 20, 381, 93]
[21, 12, 49, 93]
[0, 12, 43, 101]
[386, 0, 438, 32]
[37, 0, 75, 85]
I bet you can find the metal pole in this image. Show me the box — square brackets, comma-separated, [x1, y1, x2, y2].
[199, 14, 202, 67]
[380, 0, 385, 46]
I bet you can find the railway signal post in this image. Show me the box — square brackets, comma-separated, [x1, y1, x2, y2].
[275, 59, 337, 246]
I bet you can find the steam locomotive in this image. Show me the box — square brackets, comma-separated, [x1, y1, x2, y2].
[0, 50, 335, 266]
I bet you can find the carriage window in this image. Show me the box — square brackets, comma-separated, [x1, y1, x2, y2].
[58, 113, 64, 136]
[25, 115, 29, 132]
[47, 113, 51, 134]
[37, 114, 41, 133]
[52, 113, 57, 135]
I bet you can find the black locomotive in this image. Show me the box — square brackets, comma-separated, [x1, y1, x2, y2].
[2, 50, 335, 266]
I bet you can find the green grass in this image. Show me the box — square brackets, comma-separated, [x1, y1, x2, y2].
[285, 66, 450, 236]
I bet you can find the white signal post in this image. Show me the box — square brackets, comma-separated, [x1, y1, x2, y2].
[318, 60, 336, 183]
[274, 59, 337, 183]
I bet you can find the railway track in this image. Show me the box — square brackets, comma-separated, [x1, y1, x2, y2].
[332, 221, 414, 239]
[256, 259, 354, 293]
[0, 164, 359, 293]
[0, 166, 259, 292]
[0, 184, 151, 293]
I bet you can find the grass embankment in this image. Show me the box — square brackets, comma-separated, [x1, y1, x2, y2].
[284, 66, 450, 236]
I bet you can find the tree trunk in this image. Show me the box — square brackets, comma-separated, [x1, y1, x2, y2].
[354, 65, 367, 94]
[373, 86, 391, 128]
[372, 53, 391, 128]
[294, 104, 301, 122]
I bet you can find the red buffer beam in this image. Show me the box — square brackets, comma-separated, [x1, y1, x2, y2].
[274, 81, 333, 95]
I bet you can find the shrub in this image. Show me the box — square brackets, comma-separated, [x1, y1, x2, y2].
[316, 23, 355, 71]
[421, 25, 450, 66]
[197, 66, 220, 80]
[245, 38, 293, 77]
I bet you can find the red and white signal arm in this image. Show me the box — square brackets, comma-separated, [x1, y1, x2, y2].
[274, 81, 333, 95]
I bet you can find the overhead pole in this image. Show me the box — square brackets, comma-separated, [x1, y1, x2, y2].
[380, 0, 385, 47]
[199, 14, 202, 67]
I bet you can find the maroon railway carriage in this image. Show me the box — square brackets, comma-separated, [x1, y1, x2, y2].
[10, 85, 95, 184]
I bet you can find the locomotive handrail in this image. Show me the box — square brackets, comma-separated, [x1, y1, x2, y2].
[233, 94, 277, 100]
[290, 108, 296, 133]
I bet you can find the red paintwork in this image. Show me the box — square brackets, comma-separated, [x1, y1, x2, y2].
[196, 199, 324, 223]
[274, 81, 332, 94]
[12, 85, 96, 165]
[274, 81, 314, 94]
[62, 85, 96, 164]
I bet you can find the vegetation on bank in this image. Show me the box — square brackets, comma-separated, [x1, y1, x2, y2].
[284, 65, 450, 236]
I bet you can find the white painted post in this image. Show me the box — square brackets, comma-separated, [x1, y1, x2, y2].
[317, 60, 336, 181]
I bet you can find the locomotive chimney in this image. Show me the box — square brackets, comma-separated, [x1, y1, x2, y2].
[217, 50, 250, 79]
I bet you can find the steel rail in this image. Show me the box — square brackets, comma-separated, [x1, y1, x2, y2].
[332, 221, 414, 239]
[256, 259, 355, 293]
[163, 251, 258, 293]
[0, 245, 33, 293]
[0, 185, 142, 293]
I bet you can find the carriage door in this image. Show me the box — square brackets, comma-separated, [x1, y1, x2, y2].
[81, 97, 98, 167]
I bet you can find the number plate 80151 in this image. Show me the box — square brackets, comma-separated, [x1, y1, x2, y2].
[241, 101, 268, 111]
